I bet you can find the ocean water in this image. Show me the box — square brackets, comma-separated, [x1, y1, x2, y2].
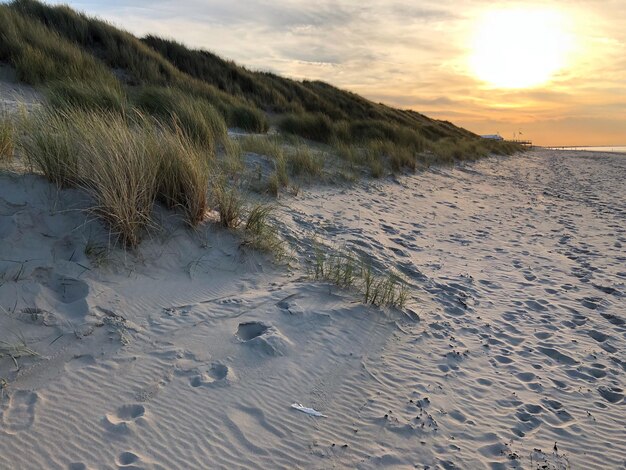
[550, 146, 626, 154]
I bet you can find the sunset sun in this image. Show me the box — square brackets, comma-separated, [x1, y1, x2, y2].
[470, 8, 575, 89]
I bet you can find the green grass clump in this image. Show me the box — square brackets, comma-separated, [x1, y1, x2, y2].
[0, 116, 14, 161]
[135, 86, 226, 149]
[365, 140, 417, 173]
[287, 145, 323, 177]
[312, 248, 409, 308]
[242, 204, 283, 256]
[16, 106, 214, 246]
[429, 138, 499, 163]
[74, 111, 161, 248]
[278, 113, 335, 143]
[213, 182, 244, 228]
[228, 105, 269, 133]
[18, 109, 79, 187]
[155, 126, 212, 227]
[47, 80, 127, 113]
[240, 135, 284, 159]
[240, 135, 289, 194]
[219, 138, 244, 177]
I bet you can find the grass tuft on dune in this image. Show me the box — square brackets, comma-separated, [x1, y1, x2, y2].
[0, 115, 14, 162]
[16, 107, 216, 246]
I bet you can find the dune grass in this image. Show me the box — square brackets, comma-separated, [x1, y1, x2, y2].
[240, 135, 290, 195]
[240, 135, 284, 159]
[47, 80, 127, 113]
[287, 145, 324, 177]
[312, 248, 409, 308]
[1, 0, 523, 182]
[2, 0, 269, 132]
[18, 108, 80, 187]
[213, 181, 244, 229]
[135, 86, 227, 149]
[279, 113, 335, 144]
[220, 138, 244, 177]
[71, 111, 162, 248]
[242, 204, 284, 256]
[155, 125, 212, 227]
[0, 116, 14, 161]
[0, 3, 118, 86]
[16, 107, 215, 246]
[0, 334, 39, 369]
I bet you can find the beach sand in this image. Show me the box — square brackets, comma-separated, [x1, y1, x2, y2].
[1, 149, 625, 469]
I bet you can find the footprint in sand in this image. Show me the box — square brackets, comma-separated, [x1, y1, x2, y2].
[103, 404, 146, 433]
[236, 321, 269, 341]
[190, 363, 232, 388]
[598, 386, 624, 404]
[116, 451, 144, 469]
[235, 321, 292, 356]
[0, 390, 38, 434]
[68, 464, 93, 470]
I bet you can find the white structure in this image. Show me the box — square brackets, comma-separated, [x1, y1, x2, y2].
[480, 134, 504, 141]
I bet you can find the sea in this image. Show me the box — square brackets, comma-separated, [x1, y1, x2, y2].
[549, 146, 626, 154]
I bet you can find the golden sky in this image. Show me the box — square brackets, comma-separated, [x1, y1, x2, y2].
[54, 1, 626, 146]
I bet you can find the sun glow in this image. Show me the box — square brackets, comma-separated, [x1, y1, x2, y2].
[469, 8, 575, 89]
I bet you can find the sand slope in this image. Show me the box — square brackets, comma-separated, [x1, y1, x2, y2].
[1, 150, 625, 469]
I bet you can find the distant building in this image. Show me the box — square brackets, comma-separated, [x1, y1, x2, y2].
[481, 134, 504, 141]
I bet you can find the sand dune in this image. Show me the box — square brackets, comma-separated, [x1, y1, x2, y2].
[1, 150, 625, 469]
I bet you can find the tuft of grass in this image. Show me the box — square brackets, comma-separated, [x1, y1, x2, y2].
[227, 105, 269, 133]
[241, 135, 290, 194]
[312, 248, 409, 308]
[242, 204, 284, 256]
[0, 332, 39, 370]
[16, 106, 213, 246]
[155, 126, 212, 227]
[47, 80, 127, 113]
[220, 138, 244, 177]
[287, 145, 323, 177]
[279, 113, 335, 143]
[18, 108, 79, 187]
[135, 86, 227, 149]
[84, 239, 108, 267]
[0, 115, 15, 161]
[213, 181, 244, 228]
[75, 110, 161, 248]
[265, 172, 281, 197]
[240, 135, 284, 160]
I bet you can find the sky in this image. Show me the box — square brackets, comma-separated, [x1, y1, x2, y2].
[49, 0, 626, 146]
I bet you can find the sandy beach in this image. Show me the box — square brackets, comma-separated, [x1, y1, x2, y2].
[1, 148, 624, 469]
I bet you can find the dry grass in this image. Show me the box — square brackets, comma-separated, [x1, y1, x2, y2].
[155, 126, 212, 227]
[0, 333, 39, 370]
[18, 108, 79, 187]
[213, 181, 244, 228]
[220, 138, 244, 177]
[312, 248, 409, 308]
[241, 135, 289, 195]
[16, 107, 214, 246]
[0, 115, 14, 161]
[75, 111, 161, 247]
[240, 135, 283, 159]
[242, 204, 284, 256]
[287, 145, 323, 177]
[135, 86, 227, 150]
